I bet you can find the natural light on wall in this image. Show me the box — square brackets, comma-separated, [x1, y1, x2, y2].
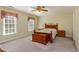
[58, 24, 64, 30]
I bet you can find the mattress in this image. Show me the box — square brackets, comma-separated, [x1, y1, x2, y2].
[36, 28, 57, 39]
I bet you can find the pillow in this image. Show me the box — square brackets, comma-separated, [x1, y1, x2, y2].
[38, 24, 45, 29]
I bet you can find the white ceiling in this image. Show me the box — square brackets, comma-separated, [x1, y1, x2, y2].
[11, 6, 74, 16]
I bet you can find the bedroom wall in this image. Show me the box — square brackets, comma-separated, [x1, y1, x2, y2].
[38, 13, 73, 37]
[0, 6, 39, 43]
[73, 7, 79, 50]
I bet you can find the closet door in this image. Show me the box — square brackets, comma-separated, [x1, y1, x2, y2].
[73, 7, 79, 49]
[77, 8, 79, 44]
[73, 7, 78, 41]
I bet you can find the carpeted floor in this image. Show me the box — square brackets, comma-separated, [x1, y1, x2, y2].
[0, 36, 78, 52]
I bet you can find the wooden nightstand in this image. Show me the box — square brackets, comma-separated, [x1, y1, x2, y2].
[58, 30, 66, 37]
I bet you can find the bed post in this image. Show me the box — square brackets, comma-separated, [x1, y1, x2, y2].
[34, 29, 35, 33]
[50, 31, 53, 43]
[45, 24, 46, 28]
[56, 23, 58, 30]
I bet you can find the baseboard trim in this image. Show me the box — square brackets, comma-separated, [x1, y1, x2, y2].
[0, 35, 31, 45]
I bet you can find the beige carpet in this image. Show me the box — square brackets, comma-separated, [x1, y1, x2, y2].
[0, 36, 78, 52]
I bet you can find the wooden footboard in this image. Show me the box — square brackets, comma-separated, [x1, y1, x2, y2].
[34, 31, 53, 43]
[32, 33, 49, 45]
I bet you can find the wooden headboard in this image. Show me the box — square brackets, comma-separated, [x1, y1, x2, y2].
[45, 24, 58, 30]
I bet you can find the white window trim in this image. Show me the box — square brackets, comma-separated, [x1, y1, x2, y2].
[28, 19, 35, 31]
[3, 16, 17, 36]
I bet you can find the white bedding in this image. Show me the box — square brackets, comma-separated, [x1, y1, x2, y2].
[36, 28, 57, 39]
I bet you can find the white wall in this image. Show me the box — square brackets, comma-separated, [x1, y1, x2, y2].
[73, 7, 79, 50]
[38, 13, 73, 37]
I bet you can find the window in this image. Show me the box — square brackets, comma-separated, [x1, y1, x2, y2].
[3, 16, 17, 35]
[28, 17, 35, 31]
[1, 11, 17, 35]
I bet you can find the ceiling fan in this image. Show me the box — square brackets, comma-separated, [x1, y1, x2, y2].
[31, 6, 48, 12]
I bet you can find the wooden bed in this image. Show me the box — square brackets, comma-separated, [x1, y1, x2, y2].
[45, 24, 58, 30]
[32, 24, 58, 45]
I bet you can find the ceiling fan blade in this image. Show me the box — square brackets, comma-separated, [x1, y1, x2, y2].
[37, 6, 45, 8]
[41, 6, 45, 8]
[32, 10, 41, 12]
[42, 9, 48, 12]
[31, 6, 48, 12]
